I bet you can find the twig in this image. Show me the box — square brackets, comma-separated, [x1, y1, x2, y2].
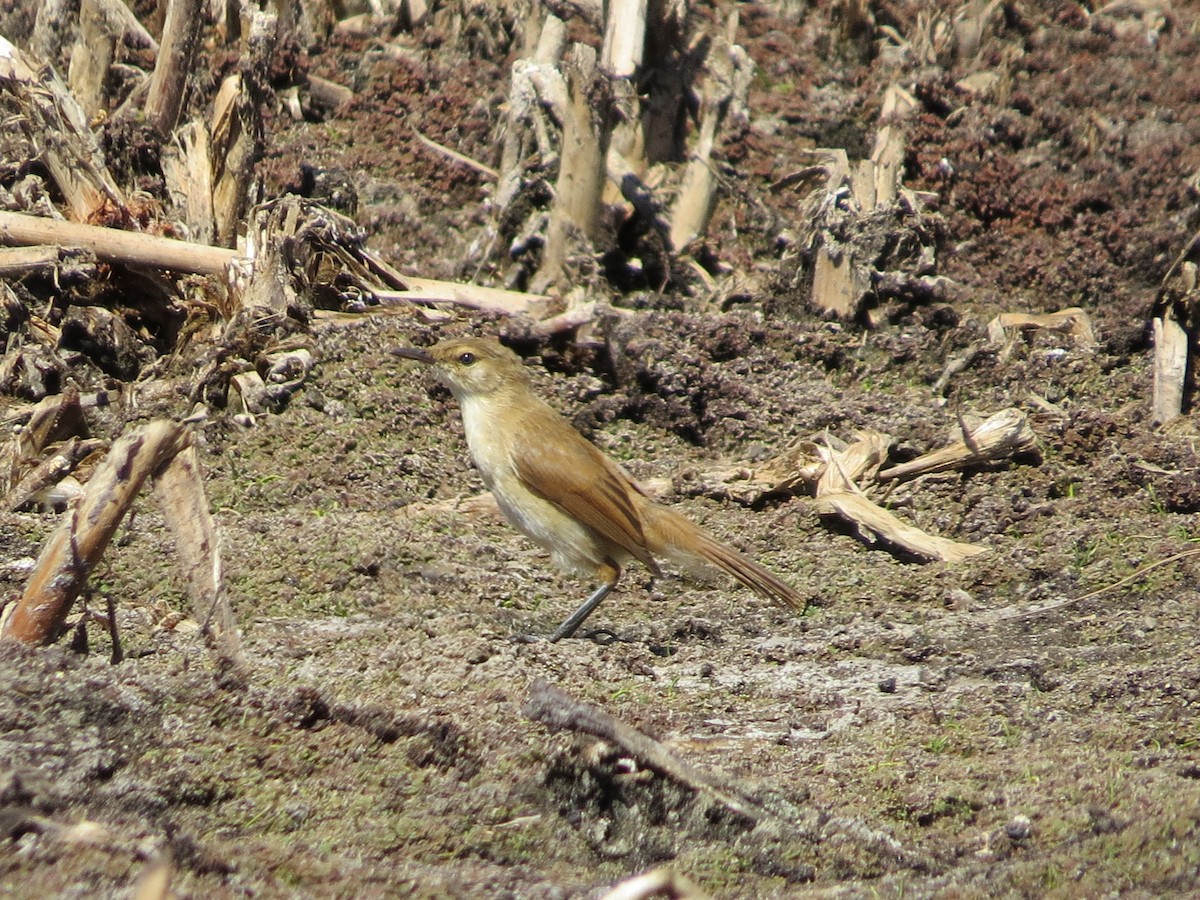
[145, 0, 203, 134]
[0, 210, 233, 276]
[524, 679, 791, 827]
[989, 548, 1200, 622]
[409, 123, 498, 179]
[524, 680, 938, 873]
[599, 867, 708, 900]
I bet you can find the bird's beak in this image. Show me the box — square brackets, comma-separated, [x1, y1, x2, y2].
[390, 347, 435, 364]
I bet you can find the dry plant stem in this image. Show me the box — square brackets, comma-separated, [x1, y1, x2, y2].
[306, 73, 354, 110]
[69, 0, 117, 118]
[816, 429, 889, 493]
[541, 44, 609, 285]
[599, 867, 709, 900]
[988, 547, 1200, 622]
[145, 0, 204, 134]
[154, 443, 243, 668]
[370, 281, 551, 317]
[162, 122, 217, 245]
[0, 210, 233, 275]
[495, 13, 565, 213]
[1152, 313, 1188, 425]
[876, 408, 1036, 481]
[409, 123, 498, 178]
[2, 386, 87, 494]
[0, 210, 544, 317]
[814, 490, 987, 562]
[0, 36, 127, 220]
[133, 858, 173, 900]
[601, 0, 647, 76]
[4, 436, 105, 512]
[2, 421, 190, 644]
[525, 680, 938, 873]
[1151, 232, 1200, 424]
[0, 246, 64, 275]
[211, 72, 259, 247]
[524, 680, 790, 828]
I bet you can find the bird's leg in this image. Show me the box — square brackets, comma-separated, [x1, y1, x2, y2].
[549, 562, 621, 642]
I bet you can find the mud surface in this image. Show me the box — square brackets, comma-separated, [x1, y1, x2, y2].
[3, 1, 1200, 896]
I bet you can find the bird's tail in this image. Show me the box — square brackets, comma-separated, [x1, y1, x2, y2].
[645, 506, 807, 612]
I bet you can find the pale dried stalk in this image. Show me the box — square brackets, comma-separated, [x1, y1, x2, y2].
[4, 436, 104, 512]
[211, 68, 261, 247]
[0, 246, 64, 274]
[876, 408, 1037, 481]
[809, 430, 985, 562]
[601, 0, 648, 77]
[816, 430, 890, 493]
[1152, 313, 1188, 425]
[599, 867, 709, 900]
[540, 43, 609, 285]
[0, 36, 127, 220]
[1, 386, 87, 494]
[495, 13, 566, 212]
[145, 0, 203, 134]
[2, 421, 191, 644]
[68, 0, 117, 118]
[987, 306, 1097, 350]
[867, 84, 917, 207]
[154, 443, 242, 667]
[162, 122, 217, 246]
[1151, 232, 1200, 425]
[367, 282, 551, 317]
[808, 84, 917, 317]
[814, 491, 987, 562]
[667, 11, 750, 250]
[2, 421, 243, 670]
[524, 680, 792, 828]
[0, 210, 233, 275]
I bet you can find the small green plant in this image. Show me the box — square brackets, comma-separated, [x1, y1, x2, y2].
[925, 735, 951, 754]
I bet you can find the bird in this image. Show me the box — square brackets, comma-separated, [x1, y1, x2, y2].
[392, 337, 805, 640]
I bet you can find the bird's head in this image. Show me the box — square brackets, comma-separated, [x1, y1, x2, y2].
[392, 338, 528, 399]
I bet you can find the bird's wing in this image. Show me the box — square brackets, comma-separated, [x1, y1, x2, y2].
[511, 412, 661, 574]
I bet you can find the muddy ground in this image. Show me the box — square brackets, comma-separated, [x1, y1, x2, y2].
[3, 0, 1200, 896]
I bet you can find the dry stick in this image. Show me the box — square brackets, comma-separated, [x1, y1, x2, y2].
[1150, 232, 1200, 426]
[68, 0, 118, 118]
[1152, 313, 1189, 425]
[0, 36, 127, 221]
[540, 43, 609, 286]
[306, 73, 354, 110]
[153, 443, 244, 668]
[599, 868, 708, 900]
[0, 210, 546, 318]
[145, 0, 204, 134]
[409, 123, 498, 178]
[0, 210, 233, 276]
[524, 679, 793, 827]
[0, 246, 64, 275]
[876, 408, 1037, 482]
[989, 548, 1200, 623]
[814, 491, 987, 563]
[4, 436, 105, 512]
[2, 421, 190, 644]
[374, 282, 549, 316]
[524, 680, 937, 873]
[601, 0, 648, 76]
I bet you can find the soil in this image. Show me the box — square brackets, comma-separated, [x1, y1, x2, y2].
[3, 1, 1200, 897]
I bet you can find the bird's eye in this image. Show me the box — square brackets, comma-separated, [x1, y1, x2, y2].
[458, 352, 476, 366]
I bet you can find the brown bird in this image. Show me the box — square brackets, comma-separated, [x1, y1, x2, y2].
[393, 337, 805, 640]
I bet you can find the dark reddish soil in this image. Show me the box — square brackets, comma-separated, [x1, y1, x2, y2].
[2, 1, 1200, 897]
